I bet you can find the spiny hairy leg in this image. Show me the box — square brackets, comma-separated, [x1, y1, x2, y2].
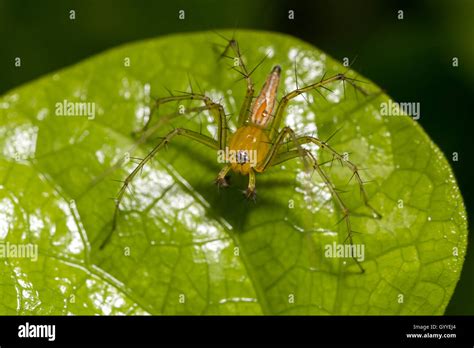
[305, 152, 365, 273]
[244, 168, 257, 201]
[137, 95, 228, 150]
[137, 93, 228, 149]
[269, 73, 369, 139]
[257, 126, 309, 173]
[269, 148, 368, 272]
[92, 103, 225, 195]
[295, 135, 381, 219]
[215, 164, 231, 189]
[218, 34, 255, 127]
[100, 128, 219, 249]
[140, 94, 205, 134]
[218, 36, 255, 126]
[269, 149, 310, 167]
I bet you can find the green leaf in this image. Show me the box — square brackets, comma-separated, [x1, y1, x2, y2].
[0, 30, 467, 315]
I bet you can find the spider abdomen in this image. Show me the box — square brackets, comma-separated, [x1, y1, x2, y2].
[227, 125, 270, 175]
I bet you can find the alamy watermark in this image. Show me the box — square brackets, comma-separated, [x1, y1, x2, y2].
[324, 241, 365, 262]
[0, 242, 38, 261]
[18, 322, 55, 341]
[55, 99, 95, 120]
[380, 100, 420, 120]
[217, 147, 258, 167]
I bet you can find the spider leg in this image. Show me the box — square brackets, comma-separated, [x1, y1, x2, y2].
[215, 164, 231, 189]
[269, 149, 308, 167]
[227, 40, 255, 126]
[294, 135, 381, 219]
[217, 37, 256, 126]
[275, 133, 381, 219]
[240, 126, 308, 202]
[140, 92, 202, 134]
[138, 97, 228, 150]
[91, 103, 226, 189]
[138, 93, 228, 148]
[306, 151, 365, 273]
[244, 168, 257, 201]
[231, 41, 255, 126]
[270, 148, 365, 273]
[256, 127, 309, 173]
[100, 128, 219, 250]
[269, 73, 366, 139]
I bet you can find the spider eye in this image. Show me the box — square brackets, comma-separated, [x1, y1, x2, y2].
[236, 150, 249, 164]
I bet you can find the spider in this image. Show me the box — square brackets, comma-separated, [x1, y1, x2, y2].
[101, 38, 381, 272]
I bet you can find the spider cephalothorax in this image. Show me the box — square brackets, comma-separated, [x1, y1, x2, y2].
[102, 37, 381, 272]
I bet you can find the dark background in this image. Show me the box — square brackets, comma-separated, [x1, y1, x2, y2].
[1, 0, 472, 314]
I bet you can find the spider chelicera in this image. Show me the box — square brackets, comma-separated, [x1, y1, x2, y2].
[102, 38, 381, 272]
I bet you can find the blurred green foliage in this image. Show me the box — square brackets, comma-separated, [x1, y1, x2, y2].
[0, 0, 472, 314]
